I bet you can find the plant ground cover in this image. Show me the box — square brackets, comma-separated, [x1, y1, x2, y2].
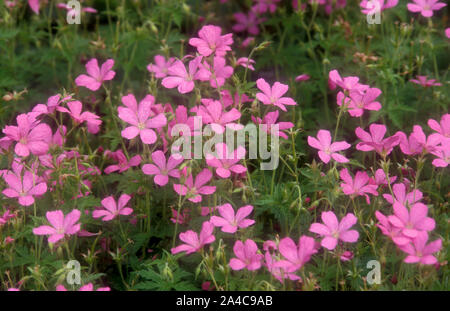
[0, 0, 448, 291]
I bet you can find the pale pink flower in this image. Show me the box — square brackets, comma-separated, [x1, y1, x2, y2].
[229, 239, 263, 271]
[2, 113, 52, 157]
[195, 99, 241, 134]
[388, 202, 435, 238]
[147, 55, 175, 78]
[430, 138, 450, 167]
[407, 0, 446, 17]
[375, 211, 411, 246]
[309, 212, 359, 250]
[206, 143, 247, 178]
[117, 94, 167, 144]
[339, 168, 378, 204]
[256, 78, 297, 112]
[171, 221, 216, 255]
[92, 194, 133, 221]
[142, 150, 183, 186]
[428, 113, 450, 139]
[33, 209, 81, 243]
[360, 0, 398, 14]
[251, 111, 294, 139]
[274, 236, 317, 272]
[173, 169, 216, 203]
[2, 169, 47, 206]
[295, 74, 310, 82]
[232, 11, 265, 35]
[328, 69, 368, 93]
[210, 204, 255, 233]
[162, 56, 206, 94]
[57, 101, 102, 134]
[410, 75, 442, 87]
[189, 25, 233, 57]
[355, 123, 400, 156]
[198, 56, 233, 88]
[307, 129, 350, 163]
[236, 57, 255, 71]
[337, 88, 382, 117]
[104, 150, 141, 174]
[399, 231, 442, 265]
[75, 58, 115, 91]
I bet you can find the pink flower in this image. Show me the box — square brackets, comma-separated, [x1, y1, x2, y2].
[189, 25, 233, 57]
[396, 126, 441, 156]
[147, 55, 175, 78]
[309, 212, 359, 250]
[407, 0, 446, 17]
[410, 75, 442, 87]
[28, 0, 39, 14]
[170, 208, 189, 224]
[232, 11, 265, 35]
[104, 150, 141, 174]
[33, 209, 81, 243]
[57, 101, 102, 134]
[221, 90, 252, 109]
[446, 28, 450, 39]
[399, 231, 442, 265]
[328, 70, 368, 93]
[198, 56, 234, 88]
[57, 283, 110, 291]
[118, 94, 167, 144]
[336, 87, 382, 117]
[75, 58, 115, 91]
[340, 251, 354, 261]
[275, 236, 317, 272]
[171, 221, 216, 255]
[236, 57, 256, 71]
[430, 138, 450, 167]
[339, 168, 378, 204]
[265, 251, 301, 283]
[173, 169, 216, 203]
[251, 110, 294, 139]
[360, 0, 398, 14]
[206, 143, 247, 178]
[229, 239, 263, 271]
[252, 0, 281, 13]
[295, 74, 310, 82]
[142, 150, 183, 186]
[2, 169, 47, 206]
[92, 194, 133, 221]
[162, 56, 206, 94]
[32, 94, 71, 116]
[195, 99, 241, 134]
[307, 129, 350, 163]
[375, 211, 411, 246]
[57, 3, 98, 15]
[210, 204, 255, 233]
[428, 113, 450, 139]
[256, 78, 297, 112]
[388, 202, 435, 238]
[370, 168, 397, 186]
[355, 123, 400, 156]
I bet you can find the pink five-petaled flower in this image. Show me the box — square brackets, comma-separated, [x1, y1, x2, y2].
[430, 138, 450, 168]
[147, 55, 175, 78]
[340, 168, 378, 204]
[229, 239, 263, 271]
[399, 231, 442, 265]
[198, 56, 234, 88]
[142, 150, 183, 186]
[236, 57, 256, 71]
[275, 236, 318, 272]
[33, 209, 81, 244]
[375, 211, 411, 246]
[355, 123, 400, 156]
[396, 126, 441, 156]
[410, 75, 442, 87]
[388, 202, 435, 239]
[428, 113, 450, 139]
[210, 204, 255, 233]
[383, 183, 423, 207]
[173, 169, 216, 203]
[2, 169, 47, 206]
[336, 87, 382, 117]
[118, 94, 167, 145]
[57, 101, 102, 134]
[309, 212, 359, 250]
[307, 129, 350, 164]
[328, 69, 368, 93]
[407, 0, 447, 17]
[232, 11, 265, 35]
[206, 143, 247, 178]
[195, 99, 241, 134]
[256, 78, 297, 112]
[370, 168, 397, 186]
[2, 113, 52, 157]
[189, 25, 233, 57]
[251, 110, 294, 139]
[360, 0, 398, 14]
[162, 56, 206, 94]
[92, 194, 133, 222]
[75, 58, 115, 91]
[171, 221, 215, 255]
[104, 150, 141, 174]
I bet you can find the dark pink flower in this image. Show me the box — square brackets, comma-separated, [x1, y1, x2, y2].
[210, 204, 255, 233]
[337, 87, 382, 117]
[308, 129, 350, 163]
[104, 150, 141, 174]
[75, 58, 115, 91]
[195, 99, 241, 134]
[206, 143, 247, 178]
[173, 169, 216, 203]
[328, 70, 368, 93]
[256, 78, 297, 112]
[142, 150, 183, 186]
[147, 55, 175, 78]
[251, 111, 294, 139]
[229, 239, 263, 271]
[340, 168, 378, 204]
[2, 169, 47, 206]
[162, 56, 207, 94]
[399, 231, 442, 265]
[57, 101, 102, 134]
[93, 194, 133, 222]
[189, 25, 233, 57]
[388, 202, 435, 239]
[355, 123, 400, 156]
[375, 211, 411, 246]
[274, 236, 317, 272]
[171, 221, 215, 255]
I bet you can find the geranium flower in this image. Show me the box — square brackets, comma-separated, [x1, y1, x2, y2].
[399, 231, 442, 265]
[206, 143, 247, 178]
[229, 239, 263, 271]
[375, 211, 411, 246]
[251, 111, 294, 139]
[407, 0, 447, 17]
[57, 101, 102, 134]
[171, 221, 215, 255]
[195, 99, 241, 134]
[410, 75, 442, 87]
[142, 150, 183, 186]
[173, 169, 216, 203]
[92, 194, 133, 222]
[274, 236, 317, 272]
[117, 94, 167, 145]
[210, 204, 255, 233]
[328, 69, 368, 93]
[104, 150, 141, 174]
[309, 212, 359, 250]
[33, 209, 81, 243]
[307, 129, 350, 163]
[295, 74, 310, 82]
[2, 169, 47, 206]
[387, 202, 435, 239]
[396, 126, 441, 156]
[162, 56, 207, 94]
[32, 94, 71, 116]
[430, 138, 450, 168]
[75, 58, 115, 91]
[340, 168, 378, 204]
[232, 11, 266, 35]
[370, 168, 397, 186]
[188, 25, 233, 57]
[355, 123, 400, 156]
[236, 57, 256, 71]
[198, 56, 233, 88]
[147, 55, 175, 78]
[360, 0, 398, 14]
[428, 113, 449, 139]
[265, 251, 301, 283]
[336, 87, 382, 117]
[256, 78, 297, 112]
